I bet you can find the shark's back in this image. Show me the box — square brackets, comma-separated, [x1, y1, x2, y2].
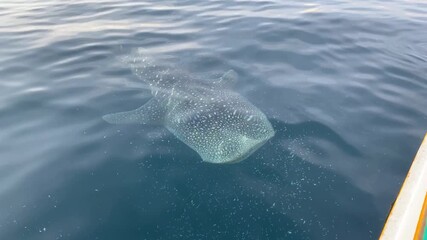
[105, 48, 274, 164]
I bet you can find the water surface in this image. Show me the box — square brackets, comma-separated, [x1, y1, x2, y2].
[1, 0, 427, 239]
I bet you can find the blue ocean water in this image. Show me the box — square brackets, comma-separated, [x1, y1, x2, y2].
[1, 0, 426, 239]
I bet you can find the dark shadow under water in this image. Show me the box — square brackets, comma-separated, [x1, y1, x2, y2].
[1, 115, 379, 240]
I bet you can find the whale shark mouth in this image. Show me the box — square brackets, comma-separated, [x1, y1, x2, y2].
[214, 133, 274, 164]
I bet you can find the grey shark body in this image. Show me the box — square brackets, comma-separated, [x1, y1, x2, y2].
[103, 48, 274, 164]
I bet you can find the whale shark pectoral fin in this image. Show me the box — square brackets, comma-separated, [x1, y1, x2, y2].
[102, 98, 165, 125]
[215, 69, 238, 88]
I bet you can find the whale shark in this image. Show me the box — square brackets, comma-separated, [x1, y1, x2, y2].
[103, 48, 274, 164]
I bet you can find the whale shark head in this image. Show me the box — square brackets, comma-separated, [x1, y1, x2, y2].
[166, 102, 275, 164]
[208, 133, 274, 164]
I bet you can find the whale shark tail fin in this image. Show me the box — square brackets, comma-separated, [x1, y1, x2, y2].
[215, 70, 238, 88]
[102, 98, 165, 125]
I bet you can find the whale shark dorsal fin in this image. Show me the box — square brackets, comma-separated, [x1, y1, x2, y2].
[102, 98, 165, 125]
[215, 70, 238, 88]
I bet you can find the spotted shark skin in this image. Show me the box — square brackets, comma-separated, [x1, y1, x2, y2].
[103, 48, 274, 164]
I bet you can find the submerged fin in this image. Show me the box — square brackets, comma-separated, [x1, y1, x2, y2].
[102, 98, 165, 125]
[215, 70, 238, 87]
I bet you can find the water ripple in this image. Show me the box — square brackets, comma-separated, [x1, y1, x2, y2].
[0, 0, 426, 239]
